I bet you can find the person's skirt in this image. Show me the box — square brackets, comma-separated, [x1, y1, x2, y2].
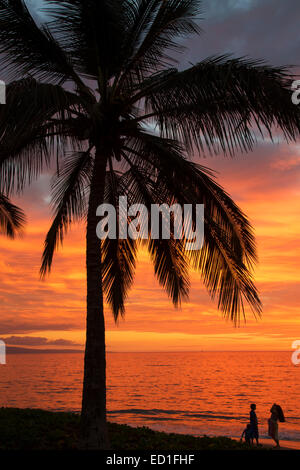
[268, 419, 278, 440]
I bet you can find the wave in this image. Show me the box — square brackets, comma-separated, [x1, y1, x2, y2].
[108, 408, 181, 415]
[107, 408, 245, 422]
[145, 364, 173, 367]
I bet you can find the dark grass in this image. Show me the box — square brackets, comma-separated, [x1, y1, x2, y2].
[0, 408, 252, 450]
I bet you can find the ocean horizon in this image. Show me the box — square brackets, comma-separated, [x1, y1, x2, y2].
[5, 347, 295, 353]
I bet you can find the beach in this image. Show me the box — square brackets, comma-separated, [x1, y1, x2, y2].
[260, 439, 300, 450]
[232, 438, 300, 451]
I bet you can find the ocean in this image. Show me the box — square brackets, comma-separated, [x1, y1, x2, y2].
[0, 351, 299, 441]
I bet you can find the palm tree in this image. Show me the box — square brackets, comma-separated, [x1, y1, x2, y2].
[0, 0, 299, 449]
[0, 193, 25, 238]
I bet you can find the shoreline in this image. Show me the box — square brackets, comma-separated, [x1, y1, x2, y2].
[232, 437, 300, 450]
[0, 408, 299, 450]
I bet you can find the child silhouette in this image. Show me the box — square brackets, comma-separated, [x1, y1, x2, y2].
[250, 403, 260, 445]
[241, 424, 253, 445]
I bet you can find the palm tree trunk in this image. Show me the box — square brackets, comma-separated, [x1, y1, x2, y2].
[80, 149, 109, 449]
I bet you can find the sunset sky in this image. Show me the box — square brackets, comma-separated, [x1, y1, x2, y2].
[0, 0, 300, 351]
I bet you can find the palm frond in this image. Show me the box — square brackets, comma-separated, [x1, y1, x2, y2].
[0, 193, 26, 238]
[190, 217, 261, 324]
[120, 151, 190, 308]
[148, 237, 190, 307]
[102, 236, 137, 321]
[0, 0, 83, 84]
[119, 156, 191, 307]
[40, 150, 93, 276]
[120, 131, 261, 321]
[141, 56, 300, 154]
[0, 78, 84, 194]
[118, 0, 202, 90]
[102, 169, 138, 320]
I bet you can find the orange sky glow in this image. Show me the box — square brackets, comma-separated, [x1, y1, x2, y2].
[1, 139, 300, 352]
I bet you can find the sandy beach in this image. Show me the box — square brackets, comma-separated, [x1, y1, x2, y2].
[233, 438, 300, 450]
[260, 439, 300, 450]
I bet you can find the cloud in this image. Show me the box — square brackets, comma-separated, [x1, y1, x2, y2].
[202, 0, 261, 20]
[271, 155, 300, 171]
[1, 335, 80, 347]
[185, 0, 300, 67]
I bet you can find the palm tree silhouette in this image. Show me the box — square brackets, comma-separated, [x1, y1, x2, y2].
[0, 0, 299, 449]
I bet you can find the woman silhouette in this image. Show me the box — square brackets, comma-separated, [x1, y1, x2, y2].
[268, 403, 285, 448]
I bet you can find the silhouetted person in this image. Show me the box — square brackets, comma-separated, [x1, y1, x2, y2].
[241, 424, 253, 445]
[249, 403, 259, 446]
[268, 403, 285, 448]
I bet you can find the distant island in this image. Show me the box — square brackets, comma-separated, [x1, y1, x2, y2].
[6, 346, 84, 354]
